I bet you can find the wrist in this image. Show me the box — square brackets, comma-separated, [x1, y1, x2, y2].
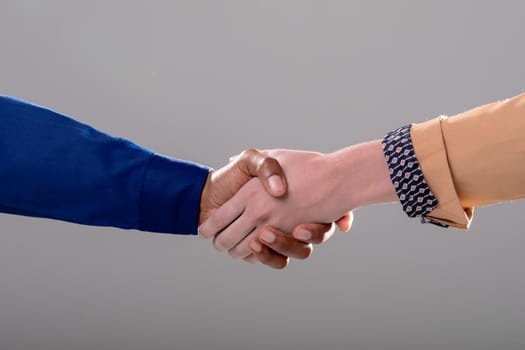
[198, 170, 213, 225]
[327, 140, 398, 211]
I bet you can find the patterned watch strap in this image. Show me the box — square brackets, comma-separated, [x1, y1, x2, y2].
[381, 125, 439, 220]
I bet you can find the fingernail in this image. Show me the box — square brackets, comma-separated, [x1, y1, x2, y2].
[250, 241, 262, 253]
[294, 229, 312, 241]
[260, 230, 276, 244]
[268, 175, 285, 195]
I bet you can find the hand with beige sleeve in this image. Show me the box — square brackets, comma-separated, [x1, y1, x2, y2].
[199, 92, 525, 261]
[199, 140, 398, 259]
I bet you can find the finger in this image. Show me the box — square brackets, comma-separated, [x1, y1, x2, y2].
[292, 222, 336, 244]
[198, 194, 246, 239]
[237, 148, 287, 197]
[249, 240, 289, 270]
[335, 212, 354, 232]
[212, 213, 255, 252]
[243, 254, 259, 264]
[256, 227, 313, 260]
[229, 154, 240, 163]
[228, 228, 259, 259]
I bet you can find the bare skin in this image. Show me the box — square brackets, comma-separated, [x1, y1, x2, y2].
[198, 148, 351, 269]
[200, 141, 396, 260]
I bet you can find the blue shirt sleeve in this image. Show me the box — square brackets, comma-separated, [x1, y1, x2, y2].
[0, 95, 211, 234]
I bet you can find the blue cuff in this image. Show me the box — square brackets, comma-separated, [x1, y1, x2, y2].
[138, 154, 211, 235]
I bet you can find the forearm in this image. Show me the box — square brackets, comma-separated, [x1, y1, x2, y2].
[0, 95, 209, 234]
[327, 140, 398, 212]
[409, 92, 525, 227]
[441, 93, 525, 206]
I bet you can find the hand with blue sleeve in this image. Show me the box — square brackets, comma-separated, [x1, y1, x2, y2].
[0, 95, 343, 269]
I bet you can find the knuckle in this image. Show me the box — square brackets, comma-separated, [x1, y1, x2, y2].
[228, 249, 242, 259]
[253, 201, 272, 219]
[273, 235, 290, 251]
[213, 236, 233, 252]
[205, 215, 219, 232]
[258, 251, 289, 269]
[204, 214, 226, 236]
[254, 250, 272, 264]
[260, 156, 279, 171]
[240, 148, 260, 160]
[246, 209, 268, 228]
[298, 245, 313, 260]
[309, 232, 325, 244]
[243, 255, 257, 264]
[274, 258, 289, 270]
[210, 210, 223, 223]
[228, 245, 249, 259]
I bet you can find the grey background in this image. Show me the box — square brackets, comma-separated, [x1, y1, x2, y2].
[0, 1, 524, 349]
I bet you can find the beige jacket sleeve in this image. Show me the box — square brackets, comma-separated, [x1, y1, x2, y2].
[410, 92, 525, 228]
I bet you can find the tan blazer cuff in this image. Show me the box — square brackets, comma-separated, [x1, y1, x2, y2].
[410, 117, 473, 229]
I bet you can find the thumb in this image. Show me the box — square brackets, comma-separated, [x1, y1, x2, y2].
[236, 148, 287, 197]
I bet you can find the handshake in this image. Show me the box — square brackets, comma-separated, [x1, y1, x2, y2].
[198, 141, 398, 269]
[5, 93, 521, 270]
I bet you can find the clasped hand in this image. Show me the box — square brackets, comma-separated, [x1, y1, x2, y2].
[198, 149, 352, 269]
